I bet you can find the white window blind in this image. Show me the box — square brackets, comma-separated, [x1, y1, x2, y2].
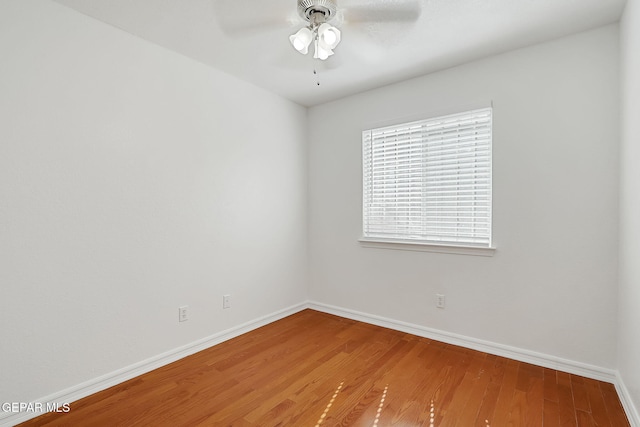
[362, 108, 492, 248]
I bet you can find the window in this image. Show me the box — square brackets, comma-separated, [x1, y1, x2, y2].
[362, 107, 493, 250]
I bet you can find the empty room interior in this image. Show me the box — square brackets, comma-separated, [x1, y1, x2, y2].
[1, 0, 640, 425]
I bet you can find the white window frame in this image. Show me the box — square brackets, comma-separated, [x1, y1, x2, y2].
[360, 107, 495, 256]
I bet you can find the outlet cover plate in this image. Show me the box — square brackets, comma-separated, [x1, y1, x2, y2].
[179, 305, 188, 322]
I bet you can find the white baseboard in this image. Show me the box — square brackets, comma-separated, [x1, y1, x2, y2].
[308, 301, 640, 424]
[616, 373, 640, 427]
[4, 301, 637, 427]
[307, 301, 618, 383]
[0, 302, 307, 427]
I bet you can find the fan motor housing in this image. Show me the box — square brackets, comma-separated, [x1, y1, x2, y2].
[298, 0, 337, 22]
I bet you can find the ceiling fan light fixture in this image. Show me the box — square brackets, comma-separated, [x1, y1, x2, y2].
[289, 27, 313, 54]
[291, 0, 340, 61]
[317, 23, 340, 49]
[313, 39, 333, 60]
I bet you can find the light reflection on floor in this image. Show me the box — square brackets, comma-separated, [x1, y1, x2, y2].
[314, 381, 344, 427]
[372, 385, 389, 427]
[430, 399, 435, 427]
[315, 382, 492, 426]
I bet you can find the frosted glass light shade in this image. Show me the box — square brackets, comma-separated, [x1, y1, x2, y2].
[289, 27, 313, 54]
[313, 39, 333, 60]
[317, 23, 341, 49]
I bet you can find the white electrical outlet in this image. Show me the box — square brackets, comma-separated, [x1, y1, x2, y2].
[223, 294, 231, 309]
[179, 305, 188, 322]
[436, 294, 446, 309]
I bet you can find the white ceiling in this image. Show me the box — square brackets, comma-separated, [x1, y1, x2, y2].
[52, 0, 626, 107]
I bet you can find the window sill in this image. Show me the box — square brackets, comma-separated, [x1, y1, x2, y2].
[358, 238, 496, 257]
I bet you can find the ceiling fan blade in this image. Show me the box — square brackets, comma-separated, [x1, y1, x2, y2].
[340, 0, 422, 24]
[212, 0, 299, 37]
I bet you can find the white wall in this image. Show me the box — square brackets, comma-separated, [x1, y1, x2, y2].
[619, 0, 640, 417]
[0, 0, 307, 405]
[0, 0, 629, 419]
[308, 25, 620, 369]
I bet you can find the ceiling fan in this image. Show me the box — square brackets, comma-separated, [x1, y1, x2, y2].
[290, 0, 343, 60]
[213, 0, 422, 61]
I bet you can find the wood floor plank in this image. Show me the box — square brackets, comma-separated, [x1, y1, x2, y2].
[583, 378, 611, 427]
[576, 409, 595, 427]
[519, 363, 544, 427]
[557, 371, 578, 427]
[387, 339, 451, 426]
[431, 346, 477, 425]
[490, 359, 521, 426]
[386, 339, 453, 414]
[474, 356, 506, 427]
[544, 368, 560, 403]
[331, 339, 410, 425]
[600, 382, 631, 427]
[18, 310, 630, 427]
[366, 338, 428, 426]
[571, 375, 591, 413]
[507, 389, 528, 427]
[452, 353, 495, 427]
[544, 399, 561, 427]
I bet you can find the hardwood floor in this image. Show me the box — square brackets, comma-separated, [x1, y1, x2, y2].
[20, 309, 630, 426]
